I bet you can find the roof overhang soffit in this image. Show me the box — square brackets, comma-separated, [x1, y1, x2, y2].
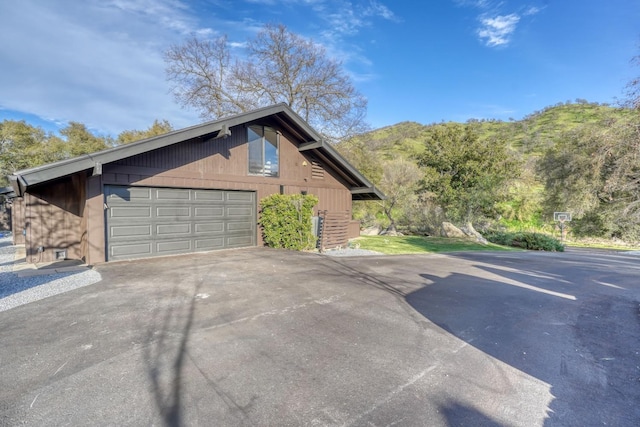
[298, 140, 384, 201]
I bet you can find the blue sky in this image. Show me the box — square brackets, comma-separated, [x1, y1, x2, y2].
[1, 0, 639, 137]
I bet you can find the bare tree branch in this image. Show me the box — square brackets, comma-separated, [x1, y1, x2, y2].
[164, 24, 368, 140]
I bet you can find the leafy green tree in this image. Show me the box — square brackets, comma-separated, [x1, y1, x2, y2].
[539, 115, 640, 242]
[0, 120, 114, 186]
[377, 158, 421, 233]
[625, 54, 640, 109]
[416, 122, 521, 223]
[538, 126, 605, 219]
[117, 119, 173, 144]
[59, 122, 112, 157]
[0, 121, 65, 185]
[334, 136, 385, 229]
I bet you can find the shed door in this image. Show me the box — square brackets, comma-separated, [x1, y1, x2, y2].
[105, 186, 256, 261]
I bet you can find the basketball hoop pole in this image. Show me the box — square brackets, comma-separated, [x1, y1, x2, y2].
[554, 212, 571, 242]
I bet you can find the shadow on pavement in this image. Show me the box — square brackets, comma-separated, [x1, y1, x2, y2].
[140, 277, 256, 426]
[439, 399, 506, 427]
[407, 252, 640, 427]
[140, 280, 200, 427]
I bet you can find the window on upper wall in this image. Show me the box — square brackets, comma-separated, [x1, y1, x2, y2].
[248, 125, 279, 177]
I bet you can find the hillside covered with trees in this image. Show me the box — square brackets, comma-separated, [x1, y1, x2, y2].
[337, 101, 640, 244]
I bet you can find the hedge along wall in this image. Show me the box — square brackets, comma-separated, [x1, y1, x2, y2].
[259, 194, 319, 250]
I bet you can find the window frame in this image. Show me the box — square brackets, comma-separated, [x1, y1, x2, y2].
[247, 124, 280, 177]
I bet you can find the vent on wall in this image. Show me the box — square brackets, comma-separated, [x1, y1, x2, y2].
[311, 158, 324, 180]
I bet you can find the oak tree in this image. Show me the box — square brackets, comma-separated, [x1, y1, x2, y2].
[117, 119, 173, 144]
[416, 122, 521, 223]
[165, 24, 367, 140]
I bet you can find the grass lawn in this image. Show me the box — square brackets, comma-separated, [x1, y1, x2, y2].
[352, 235, 517, 255]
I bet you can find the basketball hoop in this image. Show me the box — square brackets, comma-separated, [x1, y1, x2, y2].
[554, 212, 571, 241]
[554, 212, 571, 223]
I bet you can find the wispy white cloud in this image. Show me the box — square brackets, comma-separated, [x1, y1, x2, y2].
[454, 1, 544, 48]
[477, 13, 521, 47]
[522, 6, 542, 16]
[228, 41, 248, 49]
[0, 0, 212, 135]
[453, 0, 492, 8]
[364, 1, 399, 22]
[106, 0, 210, 35]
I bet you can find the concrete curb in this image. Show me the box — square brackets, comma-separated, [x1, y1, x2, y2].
[12, 244, 90, 277]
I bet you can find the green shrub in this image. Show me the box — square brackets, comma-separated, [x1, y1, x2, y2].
[571, 212, 608, 238]
[485, 231, 564, 251]
[259, 194, 319, 250]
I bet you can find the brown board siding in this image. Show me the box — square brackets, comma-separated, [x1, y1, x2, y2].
[84, 175, 105, 265]
[109, 124, 353, 196]
[348, 220, 361, 239]
[24, 174, 86, 263]
[113, 129, 248, 177]
[11, 197, 25, 245]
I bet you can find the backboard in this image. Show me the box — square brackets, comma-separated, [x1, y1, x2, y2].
[553, 212, 572, 222]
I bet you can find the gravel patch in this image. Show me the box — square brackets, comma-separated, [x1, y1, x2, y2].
[0, 237, 102, 313]
[321, 248, 384, 257]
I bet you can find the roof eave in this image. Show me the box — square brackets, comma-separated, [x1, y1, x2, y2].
[298, 139, 385, 201]
[350, 186, 386, 201]
[7, 102, 385, 202]
[9, 103, 307, 192]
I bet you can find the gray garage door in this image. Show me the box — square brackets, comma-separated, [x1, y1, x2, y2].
[105, 186, 256, 261]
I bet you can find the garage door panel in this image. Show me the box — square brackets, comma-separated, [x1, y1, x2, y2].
[226, 192, 253, 202]
[227, 206, 253, 216]
[156, 188, 191, 201]
[110, 206, 152, 218]
[110, 224, 152, 238]
[227, 236, 254, 247]
[107, 186, 152, 202]
[156, 206, 191, 217]
[194, 190, 224, 201]
[195, 238, 225, 250]
[156, 223, 191, 236]
[195, 222, 224, 233]
[227, 221, 253, 231]
[156, 240, 192, 253]
[111, 242, 152, 258]
[106, 186, 256, 261]
[195, 207, 224, 218]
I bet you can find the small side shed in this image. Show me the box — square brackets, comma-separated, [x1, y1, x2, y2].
[8, 104, 383, 264]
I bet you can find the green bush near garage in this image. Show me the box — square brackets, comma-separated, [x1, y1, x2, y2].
[259, 194, 319, 250]
[485, 231, 564, 252]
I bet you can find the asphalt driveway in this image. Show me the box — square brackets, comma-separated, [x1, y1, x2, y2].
[1, 247, 639, 426]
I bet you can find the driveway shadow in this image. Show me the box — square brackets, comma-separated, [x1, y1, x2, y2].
[440, 400, 506, 427]
[406, 252, 640, 427]
[139, 274, 257, 426]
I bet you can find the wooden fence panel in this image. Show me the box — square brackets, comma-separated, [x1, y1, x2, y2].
[318, 210, 351, 252]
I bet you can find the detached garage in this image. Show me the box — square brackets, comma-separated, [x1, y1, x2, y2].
[8, 104, 383, 264]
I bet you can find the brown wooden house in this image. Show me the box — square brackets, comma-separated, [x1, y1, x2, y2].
[7, 104, 383, 264]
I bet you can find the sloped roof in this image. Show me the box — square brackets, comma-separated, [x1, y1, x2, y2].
[8, 103, 383, 200]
